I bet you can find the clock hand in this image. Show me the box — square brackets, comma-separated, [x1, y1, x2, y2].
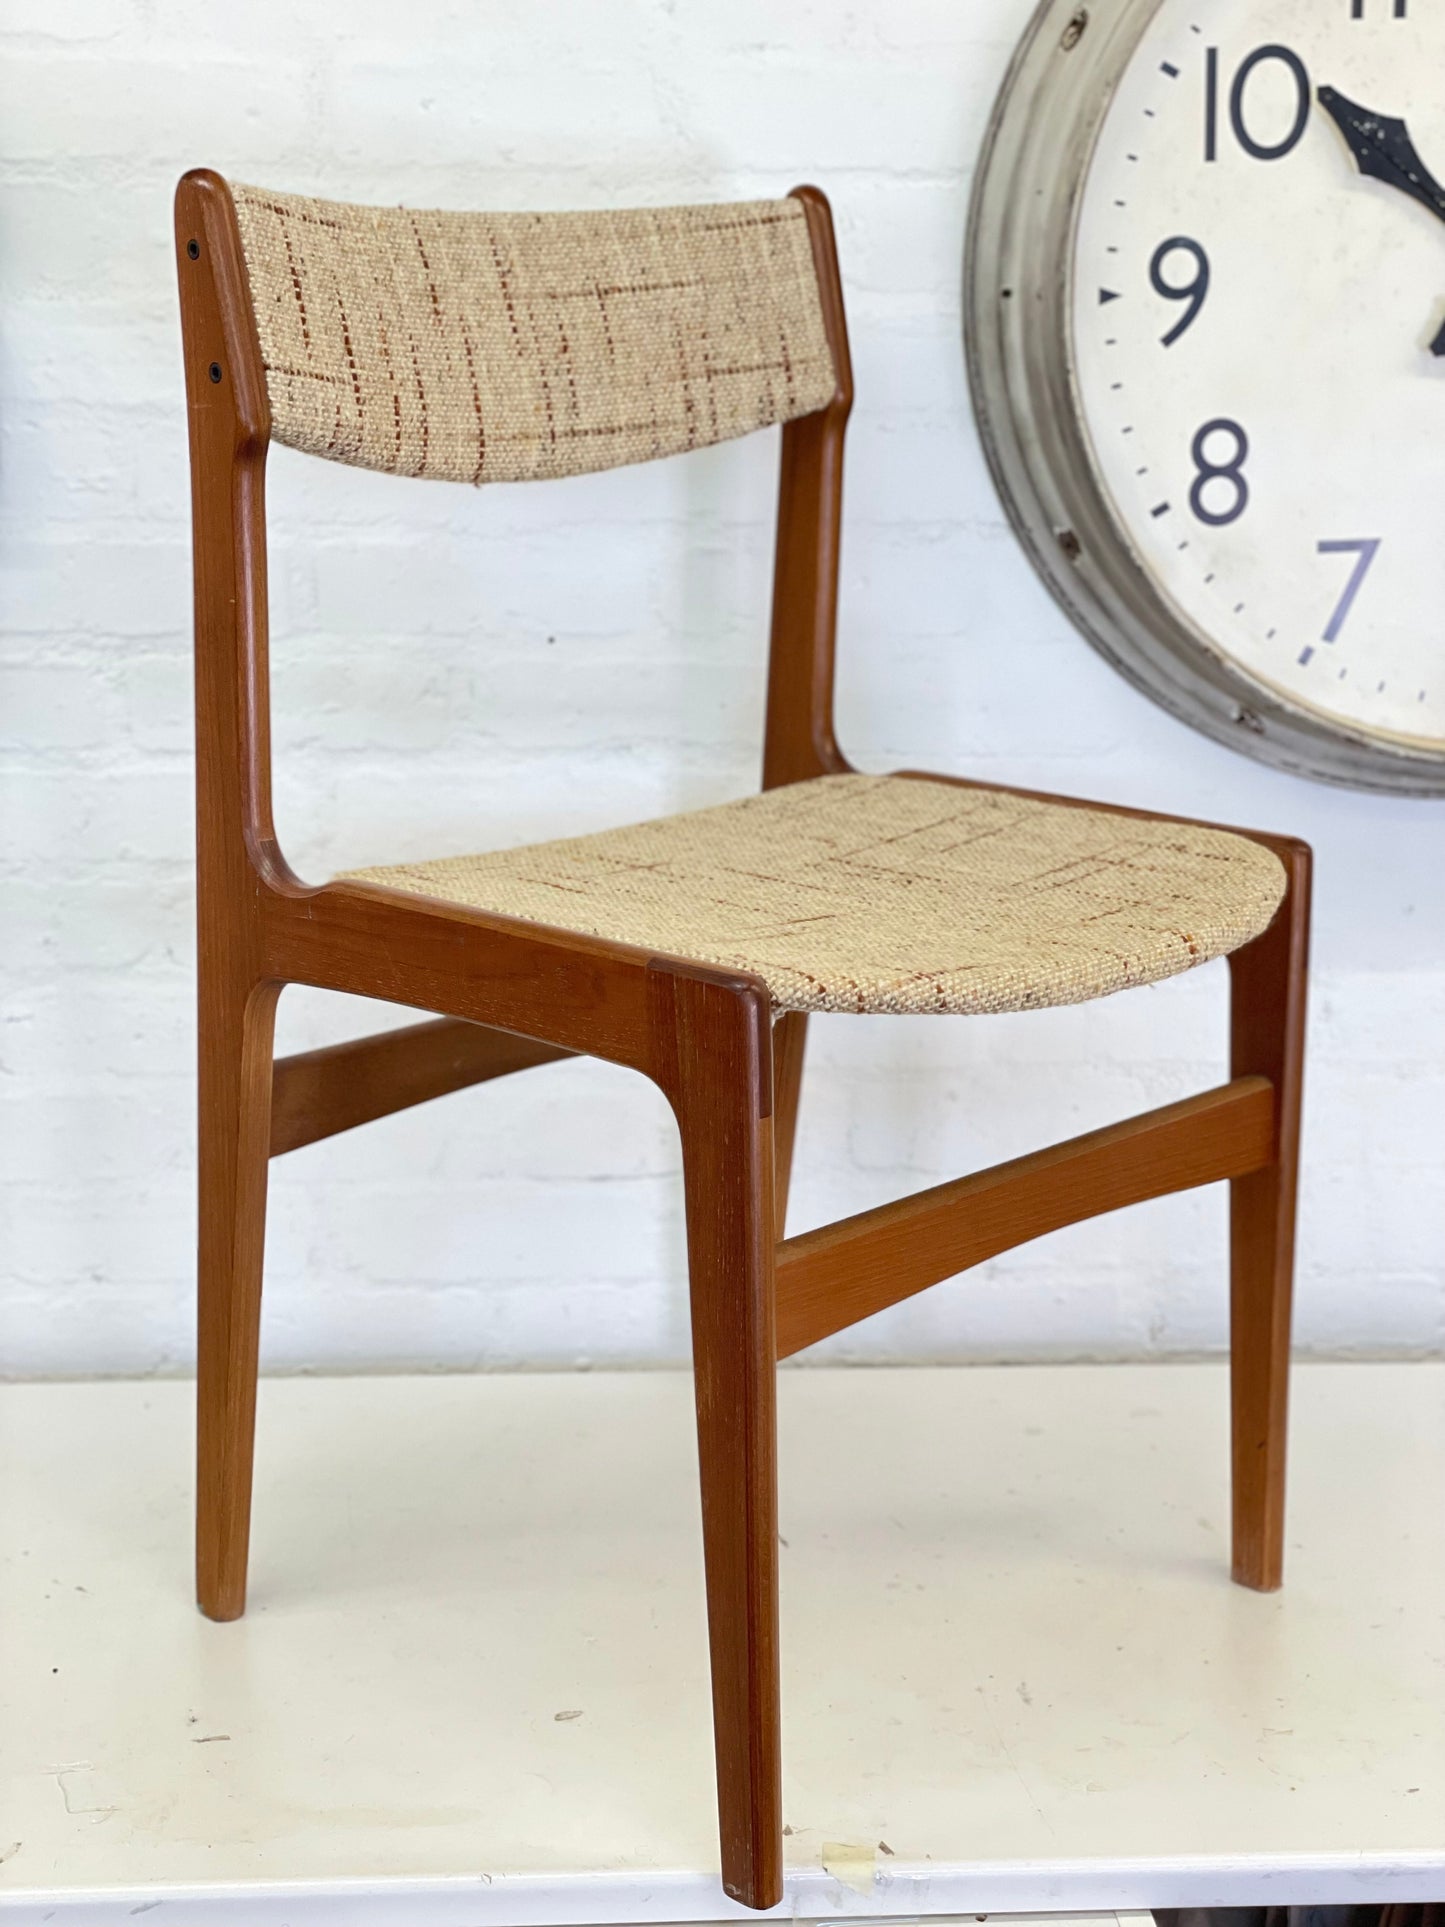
[1317, 85, 1445, 230]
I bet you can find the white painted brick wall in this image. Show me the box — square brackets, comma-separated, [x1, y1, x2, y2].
[2, 0, 1442, 1378]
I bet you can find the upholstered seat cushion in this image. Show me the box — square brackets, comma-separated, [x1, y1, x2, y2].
[340, 773, 1286, 1017]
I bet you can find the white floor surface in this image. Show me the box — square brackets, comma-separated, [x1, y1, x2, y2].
[2, 1363, 1442, 1923]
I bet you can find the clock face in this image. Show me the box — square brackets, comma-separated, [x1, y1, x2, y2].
[1071, 0, 1445, 756]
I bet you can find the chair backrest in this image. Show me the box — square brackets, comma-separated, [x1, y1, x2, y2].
[175, 167, 852, 871]
[226, 182, 837, 486]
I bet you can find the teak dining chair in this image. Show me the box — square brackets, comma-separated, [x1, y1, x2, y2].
[176, 168, 1309, 1910]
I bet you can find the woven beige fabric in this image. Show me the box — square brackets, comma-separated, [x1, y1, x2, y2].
[341, 774, 1286, 1016]
[228, 182, 835, 485]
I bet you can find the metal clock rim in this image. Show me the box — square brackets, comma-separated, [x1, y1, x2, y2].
[963, 0, 1445, 796]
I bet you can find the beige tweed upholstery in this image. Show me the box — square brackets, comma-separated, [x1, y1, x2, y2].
[341, 774, 1286, 1017]
[228, 182, 836, 484]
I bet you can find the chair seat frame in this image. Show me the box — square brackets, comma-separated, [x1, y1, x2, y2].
[176, 168, 1309, 1911]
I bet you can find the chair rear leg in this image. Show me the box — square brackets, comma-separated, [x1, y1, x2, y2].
[772, 1011, 808, 1239]
[1227, 844, 1310, 1592]
[196, 976, 279, 1621]
[661, 972, 782, 1911]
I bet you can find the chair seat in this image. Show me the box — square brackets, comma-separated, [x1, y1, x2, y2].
[340, 773, 1287, 1017]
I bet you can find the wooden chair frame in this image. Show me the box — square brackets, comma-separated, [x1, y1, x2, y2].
[176, 169, 1309, 1911]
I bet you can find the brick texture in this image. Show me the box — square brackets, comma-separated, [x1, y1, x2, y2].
[1, 0, 1442, 1376]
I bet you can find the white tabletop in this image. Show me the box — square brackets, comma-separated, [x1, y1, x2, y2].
[2, 1363, 1442, 1922]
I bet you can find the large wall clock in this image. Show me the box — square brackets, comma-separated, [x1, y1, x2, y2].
[966, 0, 1445, 793]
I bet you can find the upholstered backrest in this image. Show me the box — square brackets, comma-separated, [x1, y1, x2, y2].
[227, 182, 837, 486]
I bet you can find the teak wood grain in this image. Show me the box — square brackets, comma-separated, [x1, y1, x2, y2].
[770, 1011, 808, 1238]
[775, 1076, 1276, 1360]
[270, 1018, 573, 1158]
[1228, 838, 1310, 1591]
[177, 166, 1310, 1910]
[653, 965, 780, 1906]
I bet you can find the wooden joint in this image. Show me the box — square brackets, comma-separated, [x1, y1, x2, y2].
[774, 1075, 1276, 1359]
[270, 1017, 572, 1157]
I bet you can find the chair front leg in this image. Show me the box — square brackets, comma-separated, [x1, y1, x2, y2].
[656, 968, 783, 1912]
[196, 973, 280, 1621]
[1227, 841, 1311, 1591]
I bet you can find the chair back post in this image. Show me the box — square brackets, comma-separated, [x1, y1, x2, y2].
[175, 168, 292, 941]
[178, 168, 851, 851]
[762, 185, 855, 791]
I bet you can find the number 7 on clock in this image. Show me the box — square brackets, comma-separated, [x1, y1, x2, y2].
[1318, 538, 1382, 643]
